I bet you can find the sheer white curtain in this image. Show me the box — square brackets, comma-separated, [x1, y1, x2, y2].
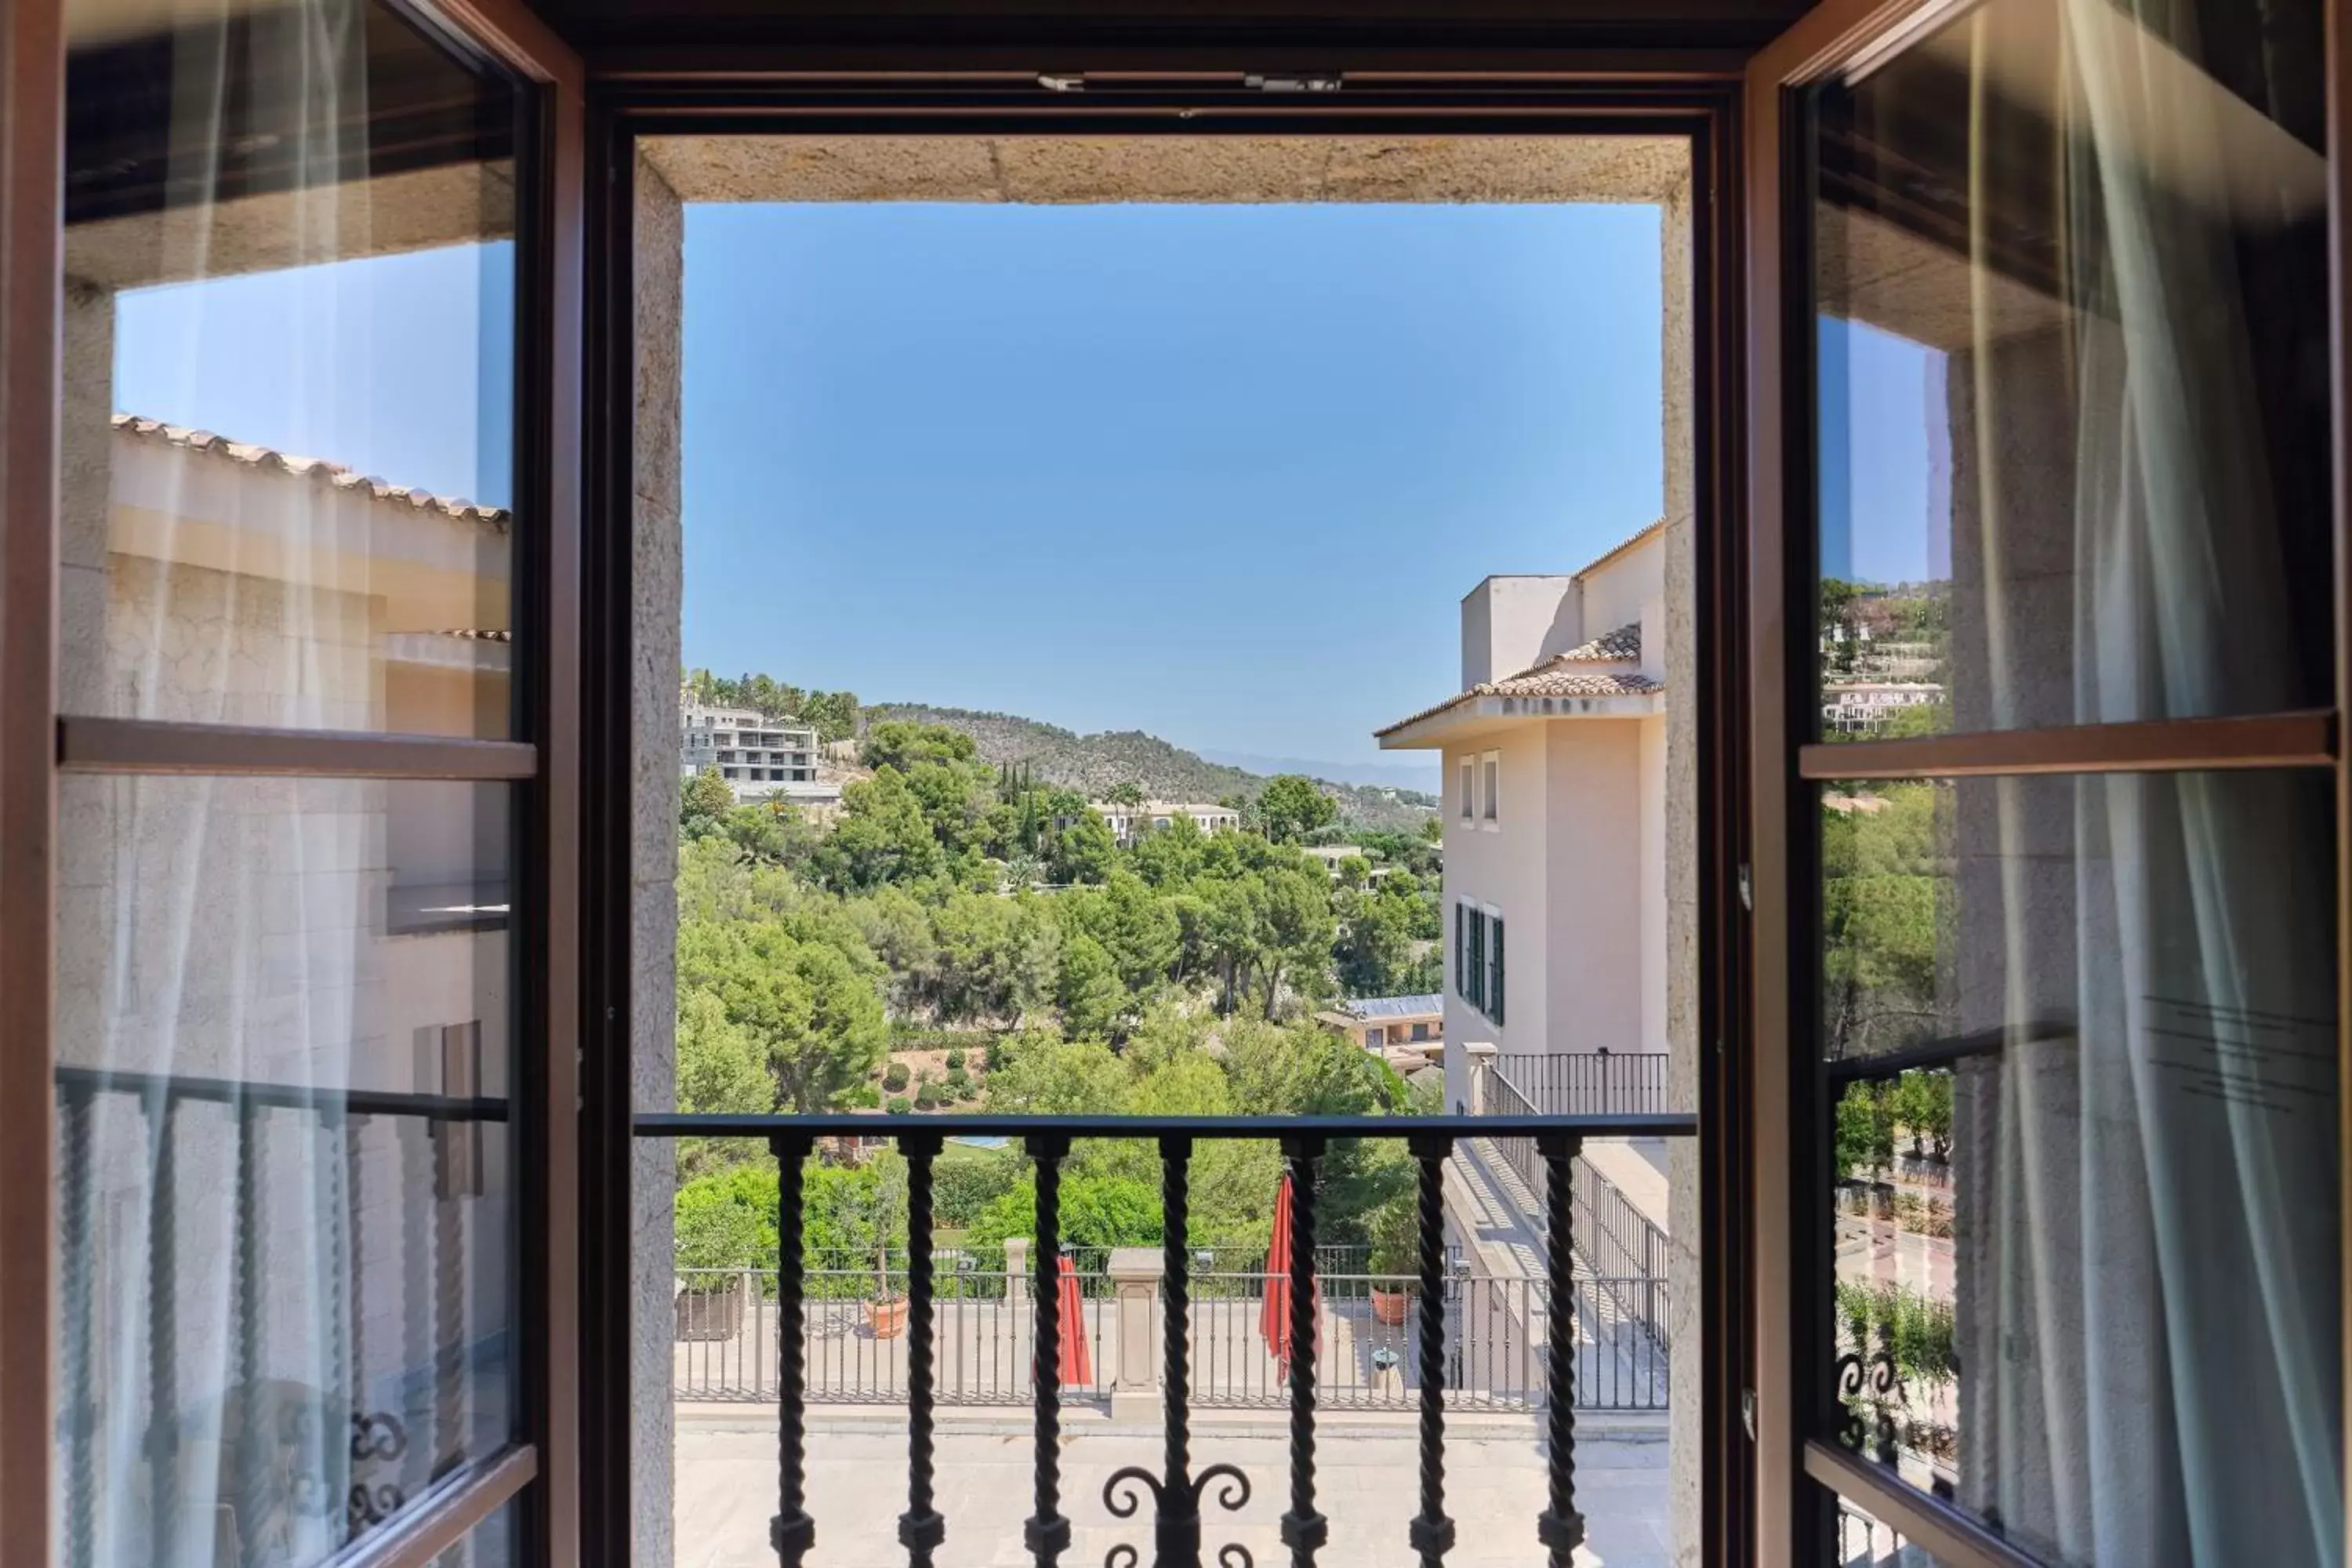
[1955, 3, 2343, 1563]
[62, 1, 393, 1562]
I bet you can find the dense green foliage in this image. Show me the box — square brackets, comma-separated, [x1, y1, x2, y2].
[673, 721, 1442, 1269]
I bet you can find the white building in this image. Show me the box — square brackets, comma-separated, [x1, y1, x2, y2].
[679, 696, 825, 804]
[1376, 521, 1670, 1115]
[1820, 679, 1943, 735]
[1094, 800, 1241, 844]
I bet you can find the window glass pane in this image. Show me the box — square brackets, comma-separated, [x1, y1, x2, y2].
[62, 0, 517, 736]
[1824, 1490, 1951, 1566]
[1811, 0, 2330, 735]
[1817, 771, 2338, 1561]
[56, 775, 516, 1565]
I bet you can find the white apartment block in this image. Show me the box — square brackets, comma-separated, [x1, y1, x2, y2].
[1094, 800, 1242, 844]
[1377, 521, 1670, 1115]
[1820, 679, 1943, 735]
[680, 696, 822, 803]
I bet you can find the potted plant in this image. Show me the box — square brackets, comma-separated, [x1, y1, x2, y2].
[1366, 1194, 1419, 1327]
[862, 1156, 912, 1339]
[673, 1185, 762, 1342]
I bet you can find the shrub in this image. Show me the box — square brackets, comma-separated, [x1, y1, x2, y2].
[946, 1047, 967, 1071]
[674, 1167, 776, 1273]
[840, 1081, 881, 1109]
[1365, 1193, 1419, 1282]
[933, 1149, 1021, 1228]
[946, 1064, 974, 1098]
[914, 1080, 942, 1110]
[883, 1061, 911, 1092]
[886, 1095, 912, 1116]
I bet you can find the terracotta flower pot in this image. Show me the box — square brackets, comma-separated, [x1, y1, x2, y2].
[866, 1296, 910, 1339]
[1370, 1287, 1411, 1327]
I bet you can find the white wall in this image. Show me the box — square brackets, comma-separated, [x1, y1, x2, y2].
[1578, 537, 1665, 642]
[1639, 713, 1668, 1054]
[1459, 575, 1577, 688]
[1541, 720, 1646, 1054]
[1440, 731, 1548, 1112]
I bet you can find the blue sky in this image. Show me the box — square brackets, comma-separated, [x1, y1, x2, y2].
[681, 201, 1671, 773]
[110, 201, 1940, 776]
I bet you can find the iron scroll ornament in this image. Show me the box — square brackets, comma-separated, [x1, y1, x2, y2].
[1102, 1461, 1254, 1568]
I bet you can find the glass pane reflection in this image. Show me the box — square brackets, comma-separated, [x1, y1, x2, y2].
[62, 0, 517, 737]
[1817, 771, 2338, 1563]
[1812, 0, 2332, 738]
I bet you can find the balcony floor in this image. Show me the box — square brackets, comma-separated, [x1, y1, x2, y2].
[675, 1415, 1670, 1566]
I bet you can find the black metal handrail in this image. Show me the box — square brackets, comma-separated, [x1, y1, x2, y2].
[636, 1110, 1696, 1568]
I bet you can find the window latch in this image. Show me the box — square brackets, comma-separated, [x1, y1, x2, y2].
[1742, 1388, 1759, 1443]
[1037, 72, 1086, 93]
[1737, 862, 1752, 912]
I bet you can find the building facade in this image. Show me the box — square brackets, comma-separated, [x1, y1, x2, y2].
[678, 697, 821, 802]
[1378, 522, 1671, 1115]
[1091, 800, 1241, 844]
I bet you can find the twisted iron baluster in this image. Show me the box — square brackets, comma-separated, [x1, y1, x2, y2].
[1025, 1134, 1071, 1566]
[145, 1089, 180, 1563]
[899, 1134, 946, 1566]
[1535, 1134, 1583, 1567]
[321, 1106, 351, 1548]
[771, 1133, 815, 1566]
[1407, 1134, 1454, 1565]
[61, 1083, 95, 1568]
[1160, 1138, 1198, 1566]
[1279, 1138, 1327, 1568]
[236, 1095, 264, 1561]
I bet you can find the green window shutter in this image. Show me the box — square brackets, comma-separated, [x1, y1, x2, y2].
[1490, 916, 1505, 1026]
[1454, 901, 1465, 1000]
[1470, 910, 1486, 1012]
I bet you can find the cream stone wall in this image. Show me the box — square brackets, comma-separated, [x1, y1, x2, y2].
[1442, 731, 1552, 1110]
[630, 150, 687, 1568]
[1540, 720, 1647, 1054]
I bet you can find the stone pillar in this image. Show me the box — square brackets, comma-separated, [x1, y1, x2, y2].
[1105, 1247, 1163, 1425]
[1004, 1238, 1031, 1304]
[630, 149, 685, 1568]
[1462, 1040, 1497, 1115]
[1660, 172, 1705, 1568]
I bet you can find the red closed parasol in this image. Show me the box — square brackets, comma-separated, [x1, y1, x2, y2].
[1259, 1174, 1319, 1373]
[1032, 1252, 1092, 1387]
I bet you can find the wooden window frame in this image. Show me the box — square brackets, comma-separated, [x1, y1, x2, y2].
[1745, 2, 2352, 1563]
[0, 0, 586, 1560]
[575, 82, 1758, 1568]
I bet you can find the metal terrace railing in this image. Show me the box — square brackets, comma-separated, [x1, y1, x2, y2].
[53, 1065, 514, 1568]
[634, 1110, 1696, 1568]
[671, 1252, 1670, 1412]
[1491, 1050, 1671, 1116]
[1480, 1068, 1676, 1360]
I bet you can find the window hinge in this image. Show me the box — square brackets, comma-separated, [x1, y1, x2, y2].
[1244, 72, 1343, 93]
[1737, 862, 1753, 912]
[1742, 1388, 1759, 1443]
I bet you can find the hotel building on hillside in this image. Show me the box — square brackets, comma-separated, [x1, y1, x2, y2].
[1376, 521, 1669, 1116]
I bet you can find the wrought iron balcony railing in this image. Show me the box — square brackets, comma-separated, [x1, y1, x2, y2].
[635, 1109, 1696, 1568]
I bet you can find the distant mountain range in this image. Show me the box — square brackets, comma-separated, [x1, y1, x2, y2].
[1195, 749, 1443, 796]
[862, 703, 1439, 831]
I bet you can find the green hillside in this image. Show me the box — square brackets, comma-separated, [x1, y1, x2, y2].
[862, 702, 1437, 832]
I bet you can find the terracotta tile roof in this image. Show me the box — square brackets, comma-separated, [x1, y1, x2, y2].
[113, 414, 510, 529]
[1375, 653, 1664, 736]
[1560, 622, 1641, 662]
